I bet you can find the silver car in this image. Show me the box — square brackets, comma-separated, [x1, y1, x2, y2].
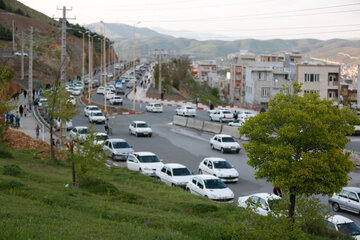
[329, 187, 360, 214]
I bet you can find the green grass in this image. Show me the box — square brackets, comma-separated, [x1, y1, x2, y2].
[0, 144, 349, 240]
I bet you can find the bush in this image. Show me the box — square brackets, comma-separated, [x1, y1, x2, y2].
[0, 0, 6, 10]
[14, 8, 25, 16]
[0, 150, 13, 159]
[2, 164, 22, 176]
[0, 24, 12, 41]
[0, 180, 24, 190]
[78, 176, 119, 195]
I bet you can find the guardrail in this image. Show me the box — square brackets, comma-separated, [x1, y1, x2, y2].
[172, 115, 244, 139]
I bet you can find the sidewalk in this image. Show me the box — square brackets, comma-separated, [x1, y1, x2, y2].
[10, 94, 50, 143]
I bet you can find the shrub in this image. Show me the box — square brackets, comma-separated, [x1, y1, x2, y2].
[2, 164, 22, 176]
[14, 8, 25, 16]
[78, 175, 119, 195]
[0, 150, 13, 159]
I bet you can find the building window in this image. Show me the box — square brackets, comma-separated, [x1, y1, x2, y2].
[304, 90, 319, 94]
[328, 92, 338, 98]
[261, 87, 270, 97]
[236, 75, 241, 80]
[304, 74, 320, 82]
[258, 72, 266, 80]
[236, 83, 241, 88]
[236, 67, 241, 72]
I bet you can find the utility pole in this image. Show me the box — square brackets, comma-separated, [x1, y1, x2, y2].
[100, 38, 103, 86]
[21, 31, 24, 80]
[28, 27, 33, 106]
[101, 21, 107, 113]
[81, 31, 85, 90]
[158, 49, 162, 94]
[12, 20, 15, 51]
[88, 31, 91, 104]
[132, 22, 141, 112]
[55, 6, 75, 84]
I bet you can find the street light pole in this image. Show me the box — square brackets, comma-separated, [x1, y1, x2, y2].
[132, 21, 141, 112]
[100, 38, 103, 86]
[88, 31, 91, 104]
[101, 21, 107, 113]
[80, 31, 86, 91]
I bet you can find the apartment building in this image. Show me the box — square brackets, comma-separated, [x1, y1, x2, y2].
[197, 60, 217, 84]
[296, 63, 341, 105]
[244, 62, 290, 106]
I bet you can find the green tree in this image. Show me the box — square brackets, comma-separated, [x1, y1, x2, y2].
[240, 83, 359, 221]
[67, 125, 108, 187]
[42, 79, 78, 162]
[0, 66, 15, 141]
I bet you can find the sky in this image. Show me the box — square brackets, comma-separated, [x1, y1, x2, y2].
[18, 0, 360, 40]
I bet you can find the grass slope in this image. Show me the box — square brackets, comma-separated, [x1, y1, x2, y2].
[0, 144, 348, 240]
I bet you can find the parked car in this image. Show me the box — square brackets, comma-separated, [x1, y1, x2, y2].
[70, 126, 89, 143]
[115, 87, 125, 95]
[210, 134, 241, 153]
[94, 132, 109, 145]
[106, 91, 116, 100]
[103, 139, 134, 161]
[156, 163, 192, 188]
[326, 215, 360, 239]
[329, 187, 360, 214]
[186, 175, 234, 203]
[97, 87, 105, 95]
[129, 121, 152, 137]
[84, 105, 100, 117]
[127, 152, 164, 176]
[238, 193, 282, 216]
[146, 103, 163, 113]
[88, 111, 106, 124]
[239, 111, 255, 119]
[109, 95, 123, 105]
[176, 106, 196, 117]
[198, 157, 239, 183]
[228, 119, 245, 127]
[209, 109, 234, 122]
[353, 125, 360, 136]
[72, 87, 82, 96]
[207, 107, 230, 115]
[38, 98, 48, 108]
[53, 118, 73, 131]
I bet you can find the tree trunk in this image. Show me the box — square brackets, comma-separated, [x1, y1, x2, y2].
[288, 193, 296, 222]
[50, 120, 55, 162]
[71, 144, 76, 187]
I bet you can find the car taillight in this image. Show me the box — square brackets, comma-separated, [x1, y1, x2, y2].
[224, 115, 226, 118]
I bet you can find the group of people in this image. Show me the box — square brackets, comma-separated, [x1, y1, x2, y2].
[5, 112, 20, 128]
[51, 138, 61, 151]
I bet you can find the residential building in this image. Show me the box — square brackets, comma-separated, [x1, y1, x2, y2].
[296, 63, 341, 105]
[358, 64, 360, 108]
[197, 60, 217, 84]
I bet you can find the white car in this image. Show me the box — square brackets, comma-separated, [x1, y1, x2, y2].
[68, 95, 76, 105]
[228, 119, 245, 127]
[156, 163, 193, 188]
[97, 87, 105, 95]
[210, 134, 241, 153]
[106, 91, 116, 100]
[84, 105, 100, 117]
[127, 152, 164, 176]
[88, 111, 106, 124]
[145, 103, 163, 113]
[72, 87, 82, 96]
[129, 121, 152, 137]
[209, 109, 234, 122]
[14, 51, 28, 57]
[109, 96, 123, 105]
[186, 175, 234, 203]
[176, 106, 196, 117]
[238, 193, 282, 216]
[94, 132, 109, 145]
[38, 98, 48, 107]
[70, 126, 89, 143]
[107, 85, 116, 91]
[53, 118, 73, 131]
[239, 111, 255, 119]
[198, 158, 239, 183]
[207, 107, 229, 115]
[327, 215, 360, 239]
[103, 139, 134, 161]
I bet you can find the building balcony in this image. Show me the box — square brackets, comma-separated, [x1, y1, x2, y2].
[328, 81, 339, 86]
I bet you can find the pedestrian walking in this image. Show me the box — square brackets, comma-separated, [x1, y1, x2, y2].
[35, 124, 40, 139]
[23, 105, 28, 117]
[195, 97, 199, 108]
[273, 186, 282, 197]
[56, 139, 61, 151]
[15, 112, 20, 128]
[33, 89, 35, 98]
[234, 111, 238, 121]
[19, 105, 23, 117]
[23, 89, 27, 98]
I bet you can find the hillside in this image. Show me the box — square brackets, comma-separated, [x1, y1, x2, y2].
[0, 0, 112, 89]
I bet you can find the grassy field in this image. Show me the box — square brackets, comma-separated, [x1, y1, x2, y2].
[0, 144, 350, 240]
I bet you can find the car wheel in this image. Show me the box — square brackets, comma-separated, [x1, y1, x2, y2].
[220, 118, 223, 123]
[139, 168, 143, 173]
[236, 149, 240, 154]
[135, 132, 139, 137]
[210, 117, 213, 121]
[111, 153, 115, 160]
[332, 202, 340, 212]
[171, 183, 176, 187]
[210, 144, 214, 150]
[221, 148, 224, 153]
[129, 129, 132, 135]
[186, 188, 190, 192]
[149, 133, 152, 138]
[199, 169, 203, 174]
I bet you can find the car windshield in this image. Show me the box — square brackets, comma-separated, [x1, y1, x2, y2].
[89, 107, 99, 111]
[244, 111, 253, 114]
[113, 141, 131, 149]
[337, 222, 360, 236]
[154, 104, 161, 107]
[114, 97, 121, 99]
[213, 161, 232, 169]
[137, 123, 148, 128]
[172, 168, 191, 176]
[222, 137, 236, 142]
[78, 128, 88, 134]
[138, 155, 160, 163]
[204, 179, 227, 189]
[93, 112, 103, 116]
[186, 107, 194, 110]
[96, 135, 109, 141]
[223, 111, 232, 114]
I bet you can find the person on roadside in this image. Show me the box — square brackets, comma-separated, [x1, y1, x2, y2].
[195, 97, 199, 108]
[23, 105, 28, 117]
[56, 139, 61, 151]
[15, 112, 20, 128]
[104, 118, 112, 135]
[19, 105, 23, 117]
[234, 111, 238, 121]
[23, 89, 27, 98]
[35, 124, 40, 139]
[273, 186, 282, 197]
